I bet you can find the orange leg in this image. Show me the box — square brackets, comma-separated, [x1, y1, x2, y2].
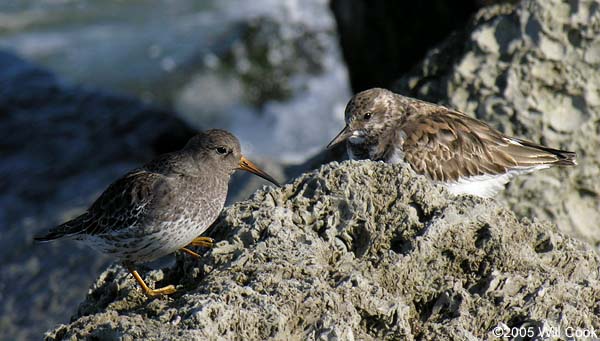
[126, 264, 176, 297]
[179, 247, 200, 258]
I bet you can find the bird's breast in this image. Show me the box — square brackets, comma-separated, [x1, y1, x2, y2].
[383, 146, 406, 164]
[346, 141, 371, 160]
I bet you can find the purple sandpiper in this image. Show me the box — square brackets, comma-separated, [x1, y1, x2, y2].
[328, 88, 576, 197]
[35, 129, 280, 296]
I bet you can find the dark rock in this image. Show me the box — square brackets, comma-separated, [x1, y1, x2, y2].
[330, 0, 487, 92]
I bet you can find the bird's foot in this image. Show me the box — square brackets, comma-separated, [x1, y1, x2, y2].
[144, 284, 176, 297]
[127, 266, 176, 297]
[189, 236, 214, 248]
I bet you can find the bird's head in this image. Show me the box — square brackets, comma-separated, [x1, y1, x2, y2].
[327, 88, 401, 149]
[184, 129, 280, 187]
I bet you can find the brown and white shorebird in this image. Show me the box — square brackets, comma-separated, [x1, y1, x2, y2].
[327, 88, 577, 198]
[35, 129, 279, 296]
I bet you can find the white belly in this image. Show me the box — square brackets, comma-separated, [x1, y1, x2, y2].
[443, 173, 513, 198]
[349, 142, 548, 198]
[443, 165, 549, 198]
[379, 146, 549, 198]
[84, 207, 221, 263]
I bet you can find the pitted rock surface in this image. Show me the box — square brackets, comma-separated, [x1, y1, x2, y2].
[46, 161, 600, 340]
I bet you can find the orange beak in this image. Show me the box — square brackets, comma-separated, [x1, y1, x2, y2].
[238, 155, 281, 187]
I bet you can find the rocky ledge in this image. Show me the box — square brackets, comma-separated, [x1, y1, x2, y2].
[46, 161, 600, 340]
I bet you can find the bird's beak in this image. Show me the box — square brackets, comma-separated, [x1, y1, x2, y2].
[326, 125, 352, 149]
[238, 156, 281, 187]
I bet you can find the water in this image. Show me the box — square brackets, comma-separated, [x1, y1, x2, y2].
[0, 0, 350, 163]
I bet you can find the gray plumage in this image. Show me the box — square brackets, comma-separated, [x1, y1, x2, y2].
[328, 88, 576, 197]
[36, 129, 278, 264]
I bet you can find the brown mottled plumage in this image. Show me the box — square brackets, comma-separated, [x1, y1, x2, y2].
[328, 88, 576, 197]
[35, 129, 279, 296]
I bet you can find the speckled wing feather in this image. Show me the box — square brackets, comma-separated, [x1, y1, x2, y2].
[35, 170, 170, 240]
[400, 109, 576, 182]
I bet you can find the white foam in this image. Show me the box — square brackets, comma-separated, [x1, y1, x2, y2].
[201, 0, 351, 163]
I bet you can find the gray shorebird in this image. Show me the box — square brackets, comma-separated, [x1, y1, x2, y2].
[35, 129, 279, 296]
[327, 88, 576, 197]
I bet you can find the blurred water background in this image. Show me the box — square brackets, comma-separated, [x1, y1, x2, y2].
[0, 0, 350, 163]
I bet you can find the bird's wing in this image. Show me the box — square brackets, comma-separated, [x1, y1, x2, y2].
[36, 170, 171, 240]
[84, 170, 173, 235]
[400, 109, 571, 182]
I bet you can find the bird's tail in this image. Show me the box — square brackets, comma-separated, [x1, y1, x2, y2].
[513, 139, 577, 166]
[548, 148, 577, 166]
[34, 213, 88, 242]
[34, 230, 67, 242]
[514, 139, 577, 166]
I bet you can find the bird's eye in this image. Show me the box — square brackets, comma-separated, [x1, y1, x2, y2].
[216, 147, 228, 155]
[363, 112, 372, 120]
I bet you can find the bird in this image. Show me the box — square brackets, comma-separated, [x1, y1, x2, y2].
[35, 129, 280, 296]
[327, 88, 576, 198]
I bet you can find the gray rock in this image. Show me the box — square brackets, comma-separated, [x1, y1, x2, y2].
[393, 0, 600, 247]
[44, 161, 600, 340]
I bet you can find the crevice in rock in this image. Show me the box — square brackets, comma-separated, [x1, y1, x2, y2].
[475, 224, 492, 248]
[347, 220, 371, 258]
[534, 232, 554, 253]
[468, 274, 493, 295]
[390, 236, 414, 255]
[357, 308, 398, 339]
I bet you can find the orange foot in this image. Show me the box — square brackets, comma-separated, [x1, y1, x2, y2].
[189, 236, 214, 248]
[126, 265, 176, 296]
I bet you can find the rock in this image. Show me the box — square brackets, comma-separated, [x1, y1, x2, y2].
[44, 161, 600, 340]
[329, 0, 511, 92]
[0, 50, 196, 340]
[393, 0, 600, 247]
